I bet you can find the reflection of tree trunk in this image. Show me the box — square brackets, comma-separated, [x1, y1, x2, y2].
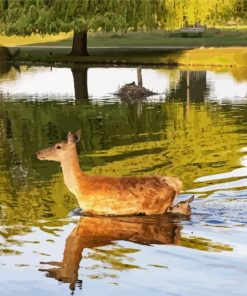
[0, 61, 11, 76]
[186, 69, 190, 89]
[136, 101, 143, 118]
[186, 70, 190, 117]
[166, 71, 207, 103]
[137, 67, 143, 87]
[70, 31, 89, 56]
[71, 67, 88, 101]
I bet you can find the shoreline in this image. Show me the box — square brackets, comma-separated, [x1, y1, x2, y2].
[10, 47, 247, 67]
[2, 46, 247, 68]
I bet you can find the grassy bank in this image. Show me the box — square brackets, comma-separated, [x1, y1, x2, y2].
[10, 47, 247, 68]
[0, 32, 72, 47]
[1, 28, 247, 48]
[38, 29, 247, 47]
[1, 29, 247, 67]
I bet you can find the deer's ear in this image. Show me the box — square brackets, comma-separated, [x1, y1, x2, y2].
[73, 129, 81, 143]
[67, 131, 74, 144]
[67, 129, 81, 144]
[186, 195, 194, 204]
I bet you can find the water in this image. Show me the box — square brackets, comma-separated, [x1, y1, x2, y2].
[0, 63, 247, 296]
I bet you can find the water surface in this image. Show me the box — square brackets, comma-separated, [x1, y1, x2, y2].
[0, 64, 247, 296]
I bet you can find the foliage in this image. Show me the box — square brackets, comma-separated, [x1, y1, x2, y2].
[162, 0, 247, 29]
[1, 66, 247, 229]
[0, 0, 164, 36]
[0, 0, 246, 37]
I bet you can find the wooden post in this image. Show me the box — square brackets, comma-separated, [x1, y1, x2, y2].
[137, 67, 143, 87]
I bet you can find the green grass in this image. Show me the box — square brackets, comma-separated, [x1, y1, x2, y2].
[3, 29, 247, 67]
[0, 32, 72, 46]
[11, 47, 247, 68]
[2, 28, 247, 48]
[31, 29, 247, 47]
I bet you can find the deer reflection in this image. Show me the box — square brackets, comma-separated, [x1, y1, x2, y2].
[40, 215, 182, 291]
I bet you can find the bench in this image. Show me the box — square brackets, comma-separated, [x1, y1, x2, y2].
[180, 27, 205, 37]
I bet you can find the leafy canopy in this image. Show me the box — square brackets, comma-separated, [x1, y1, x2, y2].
[0, 0, 246, 36]
[0, 0, 164, 36]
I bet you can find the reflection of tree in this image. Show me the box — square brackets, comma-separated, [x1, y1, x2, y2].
[228, 67, 247, 82]
[0, 46, 11, 61]
[88, 102, 244, 191]
[40, 215, 181, 291]
[0, 100, 165, 230]
[0, 62, 20, 80]
[167, 71, 208, 102]
[71, 66, 88, 101]
[0, 62, 11, 76]
[1, 93, 247, 236]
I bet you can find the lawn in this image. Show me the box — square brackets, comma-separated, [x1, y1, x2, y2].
[1, 29, 247, 67]
[48, 28, 247, 47]
[1, 28, 247, 48]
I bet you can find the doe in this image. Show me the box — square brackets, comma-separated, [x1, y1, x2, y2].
[37, 130, 191, 216]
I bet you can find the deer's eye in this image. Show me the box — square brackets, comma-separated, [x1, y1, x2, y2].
[56, 145, 61, 149]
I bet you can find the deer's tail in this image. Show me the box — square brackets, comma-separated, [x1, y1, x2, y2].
[162, 176, 183, 194]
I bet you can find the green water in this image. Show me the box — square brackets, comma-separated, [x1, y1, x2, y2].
[0, 64, 247, 296]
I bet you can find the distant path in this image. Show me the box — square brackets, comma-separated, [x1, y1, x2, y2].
[10, 45, 197, 49]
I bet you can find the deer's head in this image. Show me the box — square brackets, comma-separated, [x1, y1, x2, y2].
[36, 130, 81, 162]
[167, 195, 194, 216]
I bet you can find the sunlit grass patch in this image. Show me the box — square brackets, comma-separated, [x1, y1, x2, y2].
[11, 46, 247, 68]
[176, 47, 247, 67]
[2, 28, 247, 48]
[0, 32, 72, 47]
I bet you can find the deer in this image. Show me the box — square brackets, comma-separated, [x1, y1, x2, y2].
[40, 215, 181, 291]
[36, 129, 193, 216]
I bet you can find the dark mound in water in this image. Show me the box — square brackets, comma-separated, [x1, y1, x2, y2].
[115, 82, 157, 100]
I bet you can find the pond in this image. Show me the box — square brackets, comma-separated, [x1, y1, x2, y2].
[0, 63, 247, 296]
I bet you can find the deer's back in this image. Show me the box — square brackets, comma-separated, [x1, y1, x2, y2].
[77, 175, 177, 215]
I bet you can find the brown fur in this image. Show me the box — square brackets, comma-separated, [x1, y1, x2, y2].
[37, 130, 182, 216]
[167, 196, 194, 216]
[40, 215, 181, 290]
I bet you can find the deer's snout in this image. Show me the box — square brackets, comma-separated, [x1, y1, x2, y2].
[36, 150, 45, 160]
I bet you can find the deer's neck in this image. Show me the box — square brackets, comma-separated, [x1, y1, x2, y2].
[60, 149, 85, 196]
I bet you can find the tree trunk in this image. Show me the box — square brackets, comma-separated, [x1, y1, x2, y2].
[71, 67, 88, 101]
[70, 31, 89, 56]
[137, 67, 143, 87]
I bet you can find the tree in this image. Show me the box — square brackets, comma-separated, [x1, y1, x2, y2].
[162, 0, 247, 29]
[0, 0, 165, 56]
